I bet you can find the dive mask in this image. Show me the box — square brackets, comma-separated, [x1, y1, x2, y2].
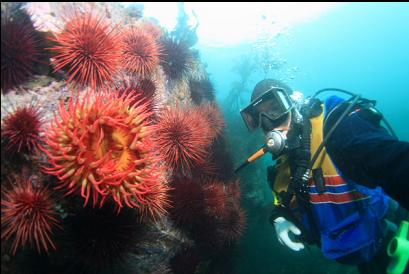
[240, 87, 294, 131]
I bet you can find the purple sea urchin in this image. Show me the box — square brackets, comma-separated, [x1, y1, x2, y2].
[1, 12, 40, 92]
[160, 36, 192, 80]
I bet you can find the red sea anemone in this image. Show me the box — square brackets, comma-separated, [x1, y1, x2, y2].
[49, 11, 121, 90]
[2, 104, 43, 154]
[42, 90, 169, 219]
[116, 78, 158, 113]
[154, 106, 213, 176]
[138, 79, 158, 110]
[1, 12, 40, 93]
[121, 27, 162, 78]
[1, 177, 61, 254]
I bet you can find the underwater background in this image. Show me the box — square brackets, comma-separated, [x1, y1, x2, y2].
[206, 3, 409, 274]
[205, 3, 409, 274]
[1, 2, 408, 274]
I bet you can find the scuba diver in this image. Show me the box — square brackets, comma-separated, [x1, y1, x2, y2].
[237, 79, 409, 273]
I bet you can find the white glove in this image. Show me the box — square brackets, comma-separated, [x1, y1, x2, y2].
[273, 217, 305, 251]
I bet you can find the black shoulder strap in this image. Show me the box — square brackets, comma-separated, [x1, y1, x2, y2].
[323, 97, 378, 136]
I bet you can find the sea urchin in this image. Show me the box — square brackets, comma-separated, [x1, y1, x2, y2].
[1, 178, 61, 254]
[2, 104, 43, 154]
[197, 103, 225, 141]
[154, 106, 213, 176]
[168, 177, 205, 229]
[189, 79, 215, 105]
[64, 202, 144, 272]
[49, 11, 121, 89]
[160, 36, 192, 80]
[121, 27, 162, 78]
[1, 12, 40, 92]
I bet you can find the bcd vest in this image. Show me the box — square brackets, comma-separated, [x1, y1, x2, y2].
[272, 104, 391, 264]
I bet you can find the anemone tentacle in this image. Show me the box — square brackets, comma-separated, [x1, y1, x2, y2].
[43, 89, 169, 219]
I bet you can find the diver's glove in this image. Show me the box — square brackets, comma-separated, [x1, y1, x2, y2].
[273, 217, 305, 251]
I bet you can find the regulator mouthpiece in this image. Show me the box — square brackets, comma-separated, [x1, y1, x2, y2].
[265, 130, 287, 159]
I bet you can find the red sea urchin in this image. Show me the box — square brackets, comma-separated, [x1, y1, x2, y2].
[140, 20, 163, 41]
[218, 180, 246, 244]
[154, 106, 213, 176]
[202, 181, 227, 217]
[42, 90, 169, 219]
[168, 178, 205, 229]
[198, 103, 225, 141]
[226, 180, 242, 203]
[1, 178, 61, 254]
[192, 179, 246, 250]
[49, 11, 121, 90]
[2, 104, 43, 154]
[1, 12, 40, 93]
[121, 27, 162, 78]
[218, 204, 246, 244]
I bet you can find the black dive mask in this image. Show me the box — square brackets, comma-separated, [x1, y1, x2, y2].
[240, 87, 294, 132]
